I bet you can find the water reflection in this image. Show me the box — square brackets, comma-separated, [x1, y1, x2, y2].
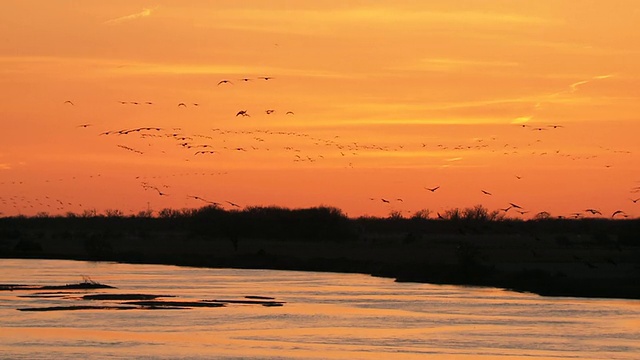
[1, 259, 638, 359]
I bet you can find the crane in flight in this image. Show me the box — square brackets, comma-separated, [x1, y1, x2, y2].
[611, 210, 625, 218]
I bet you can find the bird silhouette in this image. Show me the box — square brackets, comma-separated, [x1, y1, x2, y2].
[425, 186, 440, 192]
[509, 202, 523, 209]
[381, 198, 390, 203]
[481, 190, 492, 195]
[226, 201, 240, 208]
[631, 198, 640, 203]
[236, 110, 250, 117]
[152, 187, 168, 196]
[178, 103, 187, 107]
[286, 111, 295, 115]
[217, 80, 233, 85]
[585, 208, 602, 215]
[187, 195, 220, 205]
[258, 76, 273, 80]
[611, 210, 625, 218]
[64, 100, 74, 105]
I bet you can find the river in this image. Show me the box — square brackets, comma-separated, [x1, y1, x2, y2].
[0, 259, 638, 359]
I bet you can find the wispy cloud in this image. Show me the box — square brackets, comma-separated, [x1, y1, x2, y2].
[511, 116, 532, 124]
[393, 57, 520, 73]
[0, 163, 11, 170]
[568, 74, 614, 92]
[194, 7, 557, 35]
[104, 7, 155, 25]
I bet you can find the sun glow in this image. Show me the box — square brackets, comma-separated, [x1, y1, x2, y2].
[0, 1, 639, 218]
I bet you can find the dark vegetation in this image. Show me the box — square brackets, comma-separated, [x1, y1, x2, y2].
[1, 205, 640, 299]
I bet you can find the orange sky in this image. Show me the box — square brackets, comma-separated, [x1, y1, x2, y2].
[1, 1, 639, 218]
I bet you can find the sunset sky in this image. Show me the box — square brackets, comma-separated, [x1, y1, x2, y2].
[1, 1, 639, 218]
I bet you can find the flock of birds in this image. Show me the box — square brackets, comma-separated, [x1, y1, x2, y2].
[1, 75, 638, 219]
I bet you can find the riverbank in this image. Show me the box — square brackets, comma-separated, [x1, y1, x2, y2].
[1, 207, 639, 299]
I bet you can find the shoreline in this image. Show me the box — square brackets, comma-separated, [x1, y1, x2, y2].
[4, 249, 639, 301]
[2, 209, 639, 300]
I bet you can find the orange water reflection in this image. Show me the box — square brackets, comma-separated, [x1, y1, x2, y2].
[1, 259, 638, 359]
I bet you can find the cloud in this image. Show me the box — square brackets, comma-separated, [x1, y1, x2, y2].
[512, 116, 532, 124]
[568, 74, 614, 93]
[394, 58, 520, 73]
[194, 7, 556, 35]
[104, 7, 154, 25]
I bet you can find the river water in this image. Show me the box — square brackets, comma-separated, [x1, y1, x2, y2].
[0, 259, 638, 359]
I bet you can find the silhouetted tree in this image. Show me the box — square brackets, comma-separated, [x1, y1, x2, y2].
[411, 209, 431, 220]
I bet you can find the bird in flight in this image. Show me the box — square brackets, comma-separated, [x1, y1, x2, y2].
[226, 201, 241, 208]
[481, 190, 492, 195]
[236, 110, 250, 117]
[239, 78, 252, 82]
[509, 202, 523, 209]
[265, 109, 275, 114]
[188, 195, 219, 205]
[150, 187, 168, 196]
[424, 186, 440, 192]
[631, 198, 640, 203]
[76, 124, 92, 128]
[64, 100, 74, 105]
[381, 198, 390, 203]
[611, 210, 625, 218]
[258, 76, 273, 80]
[178, 103, 187, 107]
[585, 208, 602, 215]
[217, 80, 233, 85]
